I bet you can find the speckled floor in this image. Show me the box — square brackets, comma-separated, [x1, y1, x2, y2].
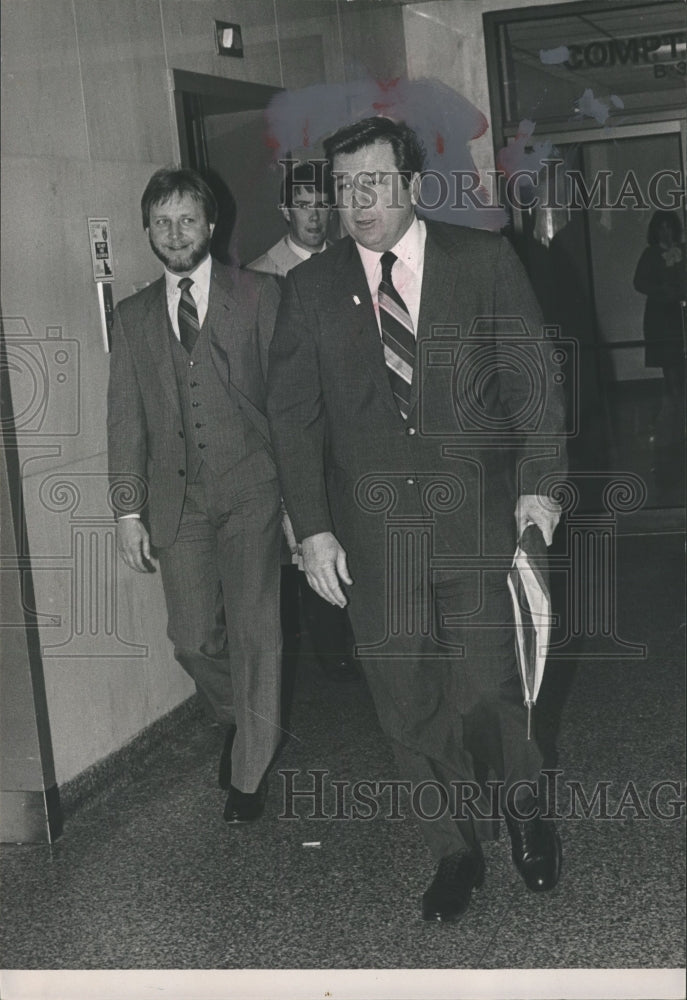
[1, 534, 684, 971]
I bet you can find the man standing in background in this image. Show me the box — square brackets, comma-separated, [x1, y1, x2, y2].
[108, 167, 282, 825]
[248, 159, 332, 278]
[248, 160, 356, 682]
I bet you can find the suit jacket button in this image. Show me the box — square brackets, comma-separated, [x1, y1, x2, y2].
[178, 469, 185, 477]
[198, 443, 206, 450]
[192, 401, 200, 407]
[178, 430, 184, 438]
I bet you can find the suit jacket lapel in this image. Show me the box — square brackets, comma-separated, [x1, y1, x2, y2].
[207, 260, 238, 335]
[331, 226, 463, 423]
[142, 277, 180, 412]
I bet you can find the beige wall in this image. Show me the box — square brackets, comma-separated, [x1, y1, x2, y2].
[403, 0, 582, 177]
[1, 0, 406, 786]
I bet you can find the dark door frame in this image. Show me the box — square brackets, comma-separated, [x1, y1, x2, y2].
[172, 70, 282, 172]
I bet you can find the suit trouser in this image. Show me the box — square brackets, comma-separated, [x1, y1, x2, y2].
[281, 563, 354, 662]
[361, 573, 542, 861]
[157, 467, 282, 793]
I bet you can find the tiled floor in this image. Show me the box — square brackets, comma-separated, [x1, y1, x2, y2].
[1, 535, 684, 979]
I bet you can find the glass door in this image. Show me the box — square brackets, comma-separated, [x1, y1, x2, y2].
[513, 123, 686, 514]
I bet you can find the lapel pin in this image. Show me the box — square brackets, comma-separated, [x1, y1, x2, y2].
[352, 295, 361, 306]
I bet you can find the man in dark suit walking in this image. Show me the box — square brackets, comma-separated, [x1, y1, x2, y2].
[108, 167, 281, 824]
[266, 118, 567, 920]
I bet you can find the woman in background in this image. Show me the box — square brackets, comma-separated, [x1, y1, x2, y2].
[634, 210, 686, 401]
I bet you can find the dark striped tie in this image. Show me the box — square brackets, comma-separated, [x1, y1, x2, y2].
[378, 250, 415, 419]
[177, 277, 200, 353]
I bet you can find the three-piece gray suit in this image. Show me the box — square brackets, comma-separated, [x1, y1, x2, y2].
[266, 220, 567, 856]
[107, 261, 282, 793]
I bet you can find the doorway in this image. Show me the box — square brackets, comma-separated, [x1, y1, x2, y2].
[483, 0, 687, 522]
[173, 69, 283, 266]
[513, 123, 686, 516]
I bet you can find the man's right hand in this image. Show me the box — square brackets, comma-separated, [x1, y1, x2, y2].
[301, 532, 352, 607]
[116, 518, 153, 573]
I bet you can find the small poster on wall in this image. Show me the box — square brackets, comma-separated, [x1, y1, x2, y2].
[87, 217, 114, 281]
[88, 217, 115, 350]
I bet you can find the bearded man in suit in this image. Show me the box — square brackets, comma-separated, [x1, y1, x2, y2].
[266, 118, 567, 921]
[107, 167, 282, 824]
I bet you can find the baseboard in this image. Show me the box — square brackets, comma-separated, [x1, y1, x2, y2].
[58, 695, 204, 822]
[0, 786, 62, 844]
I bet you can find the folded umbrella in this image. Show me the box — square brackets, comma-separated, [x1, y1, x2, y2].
[507, 522, 552, 740]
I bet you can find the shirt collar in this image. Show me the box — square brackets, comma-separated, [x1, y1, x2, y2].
[164, 253, 212, 297]
[286, 235, 326, 261]
[357, 216, 425, 286]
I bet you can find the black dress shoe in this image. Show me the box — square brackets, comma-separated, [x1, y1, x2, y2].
[218, 725, 237, 791]
[223, 780, 267, 824]
[505, 813, 562, 891]
[421, 848, 485, 922]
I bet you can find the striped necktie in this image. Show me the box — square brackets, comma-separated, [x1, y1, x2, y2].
[378, 250, 415, 419]
[177, 277, 200, 354]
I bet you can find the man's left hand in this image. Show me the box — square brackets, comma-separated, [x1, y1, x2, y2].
[515, 494, 562, 547]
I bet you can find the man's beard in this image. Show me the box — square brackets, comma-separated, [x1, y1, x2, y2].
[149, 234, 212, 274]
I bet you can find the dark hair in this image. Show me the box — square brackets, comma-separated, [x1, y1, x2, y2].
[141, 167, 218, 229]
[647, 210, 683, 246]
[323, 117, 426, 181]
[279, 159, 333, 207]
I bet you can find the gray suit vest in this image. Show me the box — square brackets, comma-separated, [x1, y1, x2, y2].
[167, 316, 264, 482]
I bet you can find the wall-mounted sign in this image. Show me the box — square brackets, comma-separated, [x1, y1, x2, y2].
[87, 218, 114, 281]
[564, 32, 686, 71]
[88, 218, 115, 350]
[488, 1, 687, 131]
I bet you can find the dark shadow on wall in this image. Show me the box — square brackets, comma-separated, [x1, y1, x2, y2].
[205, 170, 237, 267]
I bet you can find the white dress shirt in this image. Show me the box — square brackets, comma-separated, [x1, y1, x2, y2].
[165, 253, 212, 338]
[286, 235, 327, 261]
[357, 216, 426, 335]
